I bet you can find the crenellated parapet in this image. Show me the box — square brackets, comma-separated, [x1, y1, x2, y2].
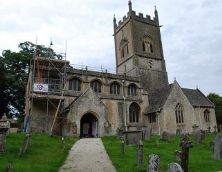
[113, 1, 159, 32]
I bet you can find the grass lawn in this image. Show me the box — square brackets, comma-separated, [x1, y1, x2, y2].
[0, 133, 77, 172]
[102, 134, 222, 172]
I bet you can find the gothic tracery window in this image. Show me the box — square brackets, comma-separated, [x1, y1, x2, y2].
[69, 78, 81, 91]
[204, 109, 210, 122]
[175, 103, 184, 124]
[128, 83, 137, 96]
[91, 80, 102, 93]
[142, 36, 154, 53]
[110, 82, 120, 95]
[129, 102, 140, 123]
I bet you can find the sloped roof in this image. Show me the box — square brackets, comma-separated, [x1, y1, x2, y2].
[146, 84, 173, 113]
[182, 88, 214, 107]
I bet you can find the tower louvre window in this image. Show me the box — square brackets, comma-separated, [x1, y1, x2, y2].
[128, 83, 137, 96]
[120, 39, 129, 58]
[129, 102, 140, 123]
[175, 103, 184, 123]
[110, 82, 120, 95]
[142, 36, 154, 53]
[69, 78, 81, 91]
[91, 80, 102, 93]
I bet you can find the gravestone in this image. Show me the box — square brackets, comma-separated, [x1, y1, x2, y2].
[0, 134, 6, 153]
[175, 150, 182, 162]
[120, 139, 125, 157]
[168, 162, 183, 172]
[176, 129, 182, 135]
[212, 133, 222, 160]
[0, 114, 10, 153]
[147, 154, 160, 172]
[201, 130, 206, 140]
[5, 161, 13, 172]
[137, 140, 143, 167]
[123, 130, 143, 145]
[160, 131, 170, 142]
[143, 127, 152, 141]
[207, 127, 211, 133]
[194, 129, 202, 144]
[156, 140, 160, 148]
[214, 126, 217, 133]
[180, 135, 192, 172]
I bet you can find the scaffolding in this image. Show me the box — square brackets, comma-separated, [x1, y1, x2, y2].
[24, 50, 69, 135]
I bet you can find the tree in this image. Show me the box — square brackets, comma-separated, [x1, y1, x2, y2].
[207, 93, 222, 125]
[0, 41, 60, 118]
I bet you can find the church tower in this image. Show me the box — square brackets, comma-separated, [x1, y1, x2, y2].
[113, 1, 168, 91]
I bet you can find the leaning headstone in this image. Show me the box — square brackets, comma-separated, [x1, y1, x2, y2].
[212, 133, 222, 160]
[160, 131, 170, 142]
[180, 135, 192, 172]
[194, 129, 202, 144]
[147, 154, 160, 172]
[143, 127, 152, 141]
[168, 162, 183, 172]
[137, 140, 143, 167]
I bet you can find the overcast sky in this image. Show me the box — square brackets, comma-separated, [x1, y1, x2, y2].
[0, 0, 222, 95]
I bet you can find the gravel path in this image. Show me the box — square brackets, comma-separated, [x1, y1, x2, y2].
[59, 138, 116, 172]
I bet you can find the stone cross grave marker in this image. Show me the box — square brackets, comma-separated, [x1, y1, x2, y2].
[212, 133, 222, 160]
[143, 127, 152, 141]
[168, 162, 183, 172]
[137, 140, 143, 167]
[147, 154, 160, 172]
[194, 128, 202, 144]
[180, 135, 192, 172]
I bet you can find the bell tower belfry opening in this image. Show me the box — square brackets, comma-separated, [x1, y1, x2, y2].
[113, 1, 168, 91]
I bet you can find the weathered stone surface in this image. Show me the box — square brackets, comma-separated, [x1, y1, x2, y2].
[143, 127, 152, 141]
[147, 154, 160, 172]
[160, 131, 170, 142]
[137, 140, 143, 167]
[194, 129, 202, 144]
[123, 130, 143, 145]
[212, 133, 222, 160]
[168, 162, 183, 172]
[0, 134, 6, 153]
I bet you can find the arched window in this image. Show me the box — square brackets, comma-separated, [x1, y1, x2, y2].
[91, 80, 102, 93]
[204, 109, 210, 122]
[128, 83, 137, 96]
[142, 36, 153, 53]
[175, 103, 184, 123]
[129, 102, 140, 123]
[110, 82, 120, 95]
[69, 78, 81, 91]
[120, 39, 129, 58]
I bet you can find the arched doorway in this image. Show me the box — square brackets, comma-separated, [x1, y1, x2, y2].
[80, 113, 98, 138]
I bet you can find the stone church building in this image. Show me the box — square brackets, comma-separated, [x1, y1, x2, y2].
[25, 2, 217, 137]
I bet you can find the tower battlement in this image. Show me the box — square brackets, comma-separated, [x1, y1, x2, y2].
[113, 1, 158, 32]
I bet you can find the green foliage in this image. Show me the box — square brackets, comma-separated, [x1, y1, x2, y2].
[0, 133, 77, 172]
[102, 134, 222, 172]
[208, 93, 222, 125]
[0, 41, 60, 118]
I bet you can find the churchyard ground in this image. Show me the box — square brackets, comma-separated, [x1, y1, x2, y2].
[102, 134, 222, 172]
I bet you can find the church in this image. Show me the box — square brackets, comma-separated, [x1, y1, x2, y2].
[25, 1, 217, 137]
